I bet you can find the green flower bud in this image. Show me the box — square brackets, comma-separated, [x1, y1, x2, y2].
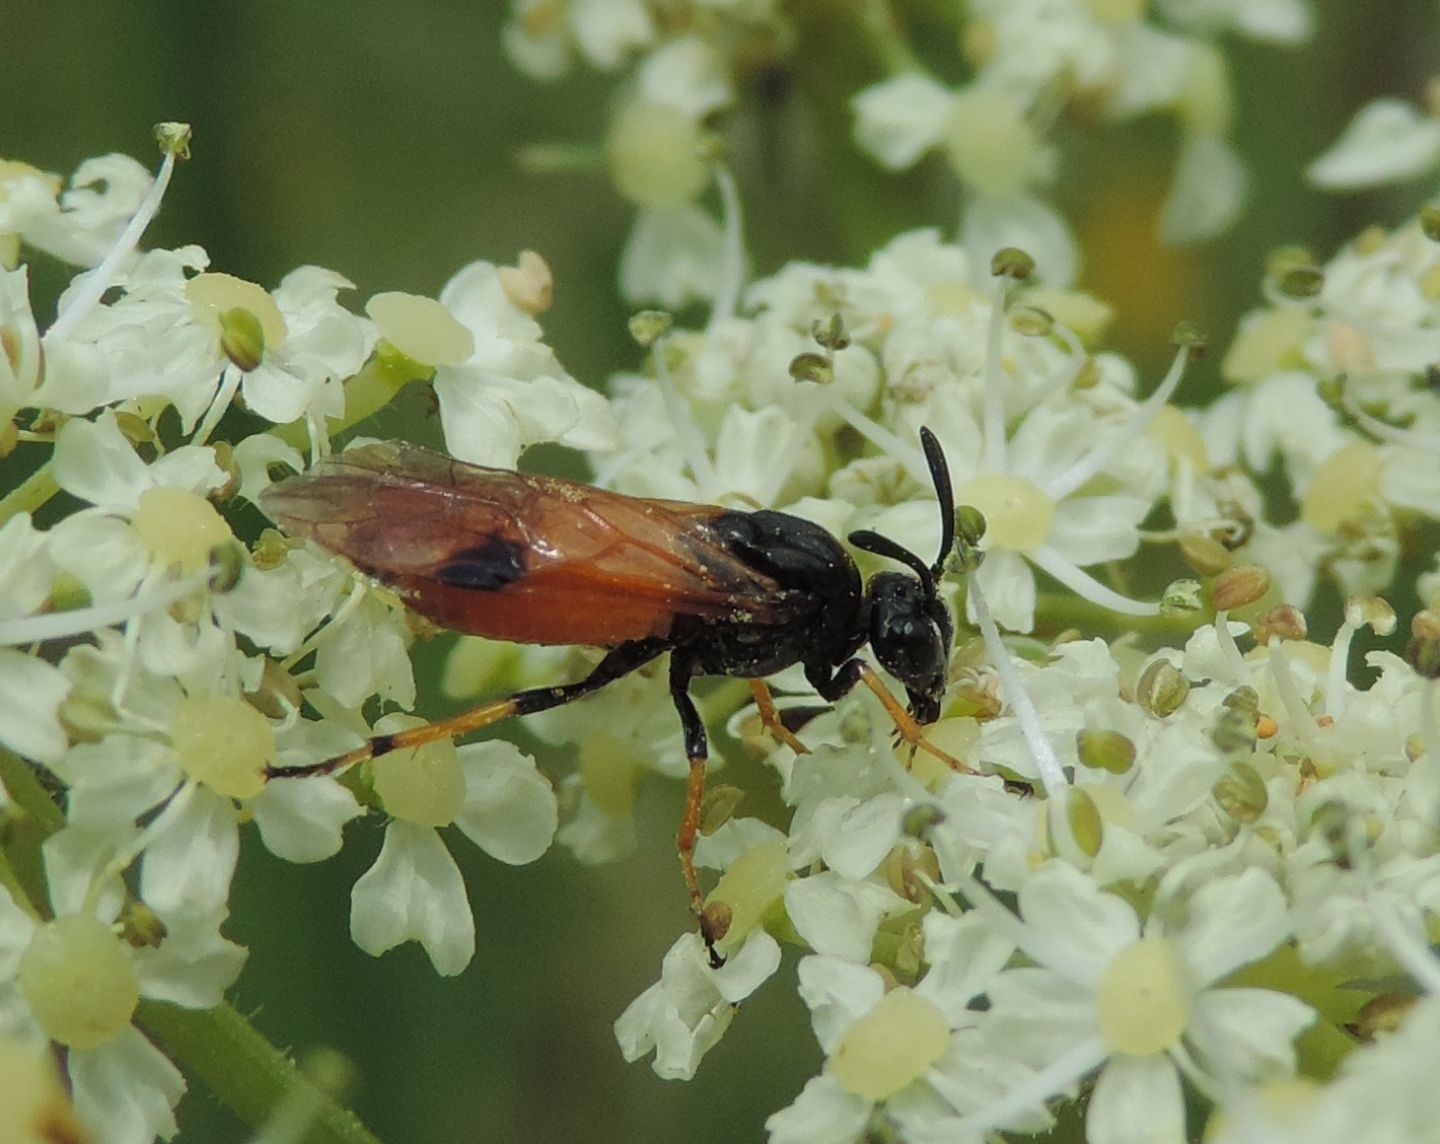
[1212, 761, 1267, 822]
[1077, 729, 1136, 774]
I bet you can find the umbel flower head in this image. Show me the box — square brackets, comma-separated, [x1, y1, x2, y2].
[3, 19, 1440, 1134]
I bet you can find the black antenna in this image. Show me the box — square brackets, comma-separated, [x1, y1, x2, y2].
[848, 528, 935, 594]
[918, 426, 954, 575]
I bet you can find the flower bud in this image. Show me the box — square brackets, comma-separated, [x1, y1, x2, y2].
[991, 247, 1035, 280]
[1180, 531, 1231, 576]
[1136, 660, 1189, 718]
[1212, 761, 1267, 822]
[1251, 604, 1307, 644]
[789, 351, 833, 385]
[218, 305, 265, 371]
[699, 785, 744, 835]
[1211, 563, 1271, 612]
[811, 313, 849, 350]
[1076, 729, 1136, 774]
[498, 250, 554, 315]
[1276, 266, 1325, 298]
[1065, 787, 1104, 857]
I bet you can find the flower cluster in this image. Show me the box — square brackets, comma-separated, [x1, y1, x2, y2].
[501, 0, 1313, 308]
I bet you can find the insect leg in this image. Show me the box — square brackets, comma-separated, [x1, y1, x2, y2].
[809, 660, 972, 774]
[667, 654, 729, 968]
[746, 679, 812, 756]
[266, 638, 671, 780]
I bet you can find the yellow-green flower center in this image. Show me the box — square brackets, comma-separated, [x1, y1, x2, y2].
[366, 292, 475, 367]
[705, 838, 788, 952]
[17, 915, 140, 1050]
[957, 473, 1056, 553]
[373, 738, 466, 828]
[829, 988, 950, 1099]
[132, 486, 232, 574]
[169, 693, 272, 799]
[1095, 936, 1192, 1055]
[607, 99, 710, 209]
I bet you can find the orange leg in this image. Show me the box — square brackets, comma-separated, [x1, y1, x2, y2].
[746, 679, 812, 755]
[855, 665, 972, 774]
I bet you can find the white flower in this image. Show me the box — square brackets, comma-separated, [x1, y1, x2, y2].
[0, 830, 245, 1144]
[956, 862, 1313, 1142]
[615, 928, 782, 1079]
[420, 261, 616, 466]
[347, 731, 558, 975]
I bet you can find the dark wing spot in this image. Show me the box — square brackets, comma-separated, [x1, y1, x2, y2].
[432, 535, 529, 590]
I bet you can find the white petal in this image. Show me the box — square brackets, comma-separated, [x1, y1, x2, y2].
[1087, 1055, 1184, 1144]
[51, 412, 151, 510]
[796, 955, 886, 1053]
[619, 205, 726, 309]
[965, 549, 1037, 634]
[963, 192, 1079, 288]
[0, 883, 38, 976]
[1016, 863, 1138, 987]
[250, 775, 362, 863]
[1047, 495, 1150, 565]
[1189, 987, 1314, 1077]
[765, 1074, 872, 1144]
[1308, 99, 1440, 189]
[851, 74, 954, 171]
[712, 929, 782, 1004]
[1174, 867, 1289, 983]
[0, 650, 70, 764]
[914, 912, 1017, 1024]
[1159, 134, 1248, 244]
[452, 740, 558, 865]
[54, 738, 179, 828]
[0, 512, 56, 623]
[134, 907, 248, 1008]
[350, 820, 474, 975]
[70, 1028, 185, 1144]
[820, 793, 905, 880]
[138, 784, 240, 915]
[785, 872, 903, 963]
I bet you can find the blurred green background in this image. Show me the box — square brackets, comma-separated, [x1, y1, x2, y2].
[2, 2, 1438, 1141]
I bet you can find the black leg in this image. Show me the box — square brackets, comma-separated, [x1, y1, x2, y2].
[266, 638, 671, 780]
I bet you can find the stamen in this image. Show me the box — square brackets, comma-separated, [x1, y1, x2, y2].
[1212, 612, 1249, 679]
[1028, 544, 1159, 616]
[825, 396, 930, 482]
[968, 571, 1069, 797]
[1043, 342, 1190, 502]
[0, 572, 207, 646]
[706, 165, 745, 333]
[1265, 642, 1323, 757]
[47, 126, 188, 345]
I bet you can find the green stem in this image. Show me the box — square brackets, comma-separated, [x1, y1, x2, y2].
[137, 1001, 382, 1144]
[0, 462, 59, 526]
[0, 751, 380, 1143]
